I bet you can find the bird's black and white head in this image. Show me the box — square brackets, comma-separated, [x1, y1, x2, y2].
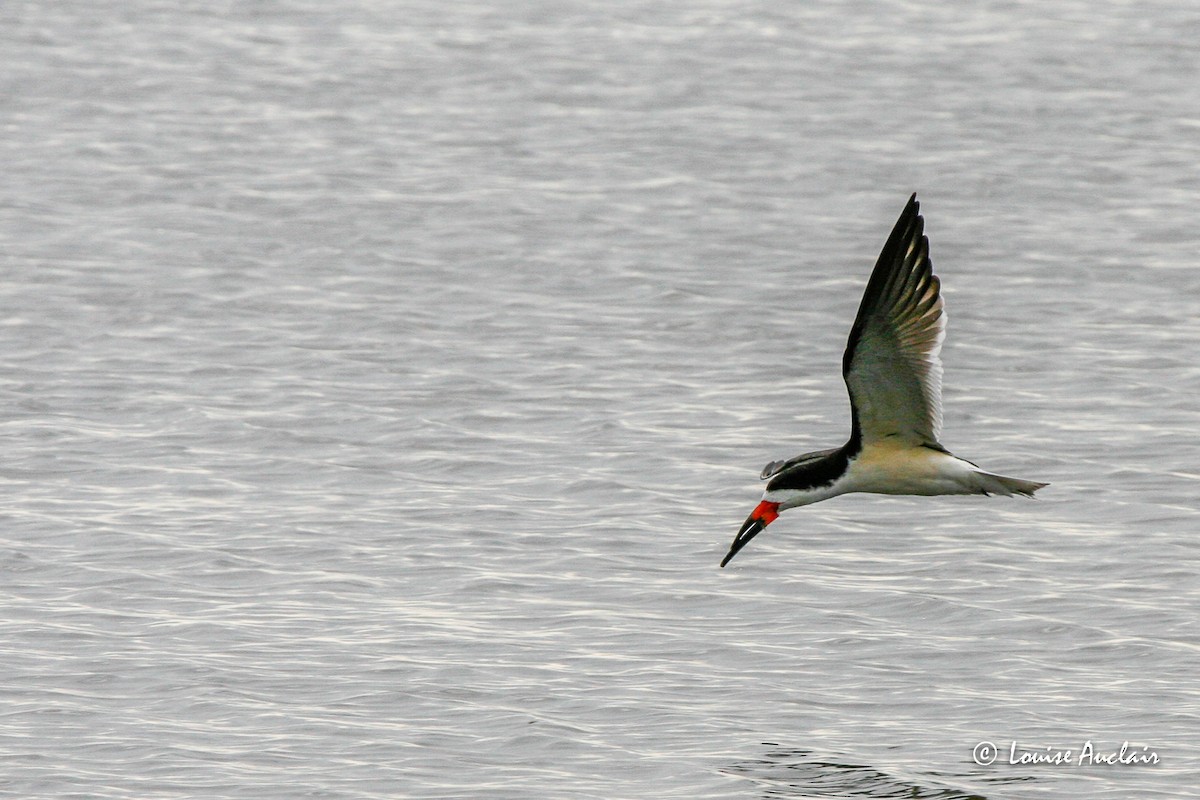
[721, 447, 853, 567]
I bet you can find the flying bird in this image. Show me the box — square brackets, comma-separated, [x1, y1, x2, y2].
[721, 195, 1046, 568]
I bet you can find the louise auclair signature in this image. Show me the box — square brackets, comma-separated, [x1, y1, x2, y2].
[973, 740, 1160, 767]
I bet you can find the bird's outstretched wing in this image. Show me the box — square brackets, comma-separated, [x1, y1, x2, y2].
[842, 194, 946, 450]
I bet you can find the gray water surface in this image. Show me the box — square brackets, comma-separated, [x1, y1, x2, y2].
[3, 2, 1199, 798]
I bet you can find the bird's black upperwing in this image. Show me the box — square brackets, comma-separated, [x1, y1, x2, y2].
[841, 194, 946, 453]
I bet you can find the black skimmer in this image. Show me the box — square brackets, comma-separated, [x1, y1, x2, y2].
[721, 195, 1047, 568]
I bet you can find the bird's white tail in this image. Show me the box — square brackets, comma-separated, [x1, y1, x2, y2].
[971, 471, 1048, 497]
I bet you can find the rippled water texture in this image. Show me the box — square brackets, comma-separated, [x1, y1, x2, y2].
[3, 1, 1199, 798]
